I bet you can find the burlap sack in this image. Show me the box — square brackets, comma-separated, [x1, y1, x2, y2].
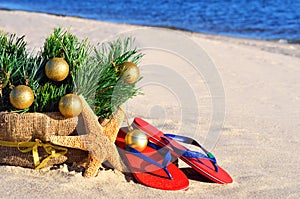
[0, 112, 78, 142]
[0, 145, 89, 169]
[0, 108, 124, 171]
[0, 145, 68, 169]
[0, 112, 78, 169]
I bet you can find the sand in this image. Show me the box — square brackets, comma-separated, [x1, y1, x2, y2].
[0, 10, 300, 198]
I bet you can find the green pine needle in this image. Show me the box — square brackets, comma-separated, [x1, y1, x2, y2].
[0, 28, 144, 119]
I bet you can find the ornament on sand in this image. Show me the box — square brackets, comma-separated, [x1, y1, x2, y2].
[45, 57, 69, 82]
[50, 95, 127, 177]
[125, 129, 148, 152]
[9, 85, 34, 109]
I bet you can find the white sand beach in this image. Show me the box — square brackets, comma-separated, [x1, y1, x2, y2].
[0, 10, 300, 198]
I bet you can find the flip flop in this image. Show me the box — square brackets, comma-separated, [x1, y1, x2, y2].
[115, 127, 189, 191]
[132, 117, 233, 184]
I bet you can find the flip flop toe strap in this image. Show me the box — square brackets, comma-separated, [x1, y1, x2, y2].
[125, 143, 173, 180]
[162, 134, 219, 172]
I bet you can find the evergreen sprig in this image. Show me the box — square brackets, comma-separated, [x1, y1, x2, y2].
[35, 27, 90, 112]
[0, 28, 143, 119]
[90, 37, 143, 118]
[0, 32, 41, 112]
[41, 27, 89, 78]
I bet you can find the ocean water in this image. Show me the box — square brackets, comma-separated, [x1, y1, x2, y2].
[0, 0, 299, 41]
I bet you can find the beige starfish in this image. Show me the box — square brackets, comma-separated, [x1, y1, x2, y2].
[50, 95, 127, 177]
[100, 104, 125, 143]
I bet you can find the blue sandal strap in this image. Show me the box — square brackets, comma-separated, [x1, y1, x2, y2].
[125, 142, 173, 179]
[165, 134, 208, 153]
[162, 134, 218, 172]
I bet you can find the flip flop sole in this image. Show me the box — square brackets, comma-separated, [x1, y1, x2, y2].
[115, 128, 189, 191]
[132, 117, 233, 184]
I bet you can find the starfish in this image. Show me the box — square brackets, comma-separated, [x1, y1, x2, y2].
[50, 95, 127, 177]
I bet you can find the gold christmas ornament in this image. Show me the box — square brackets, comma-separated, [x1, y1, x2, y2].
[9, 85, 34, 109]
[120, 62, 140, 84]
[125, 129, 148, 152]
[45, 57, 69, 82]
[59, 94, 83, 118]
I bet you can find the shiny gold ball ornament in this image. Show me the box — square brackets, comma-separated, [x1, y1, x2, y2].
[58, 94, 83, 118]
[120, 62, 140, 84]
[9, 85, 34, 109]
[125, 129, 148, 152]
[45, 57, 69, 82]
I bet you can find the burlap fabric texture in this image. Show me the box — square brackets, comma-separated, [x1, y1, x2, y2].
[0, 112, 78, 142]
[0, 112, 78, 168]
[0, 106, 125, 172]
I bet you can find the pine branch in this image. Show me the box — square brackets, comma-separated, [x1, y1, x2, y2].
[36, 27, 90, 112]
[91, 37, 144, 118]
[0, 31, 34, 112]
[34, 82, 68, 112]
[0, 28, 144, 119]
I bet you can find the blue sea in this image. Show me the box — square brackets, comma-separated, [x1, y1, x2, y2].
[0, 0, 299, 42]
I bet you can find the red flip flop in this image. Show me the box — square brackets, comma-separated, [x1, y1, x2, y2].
[132, 117, 233, 184]
[115, 127, 189, 191]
